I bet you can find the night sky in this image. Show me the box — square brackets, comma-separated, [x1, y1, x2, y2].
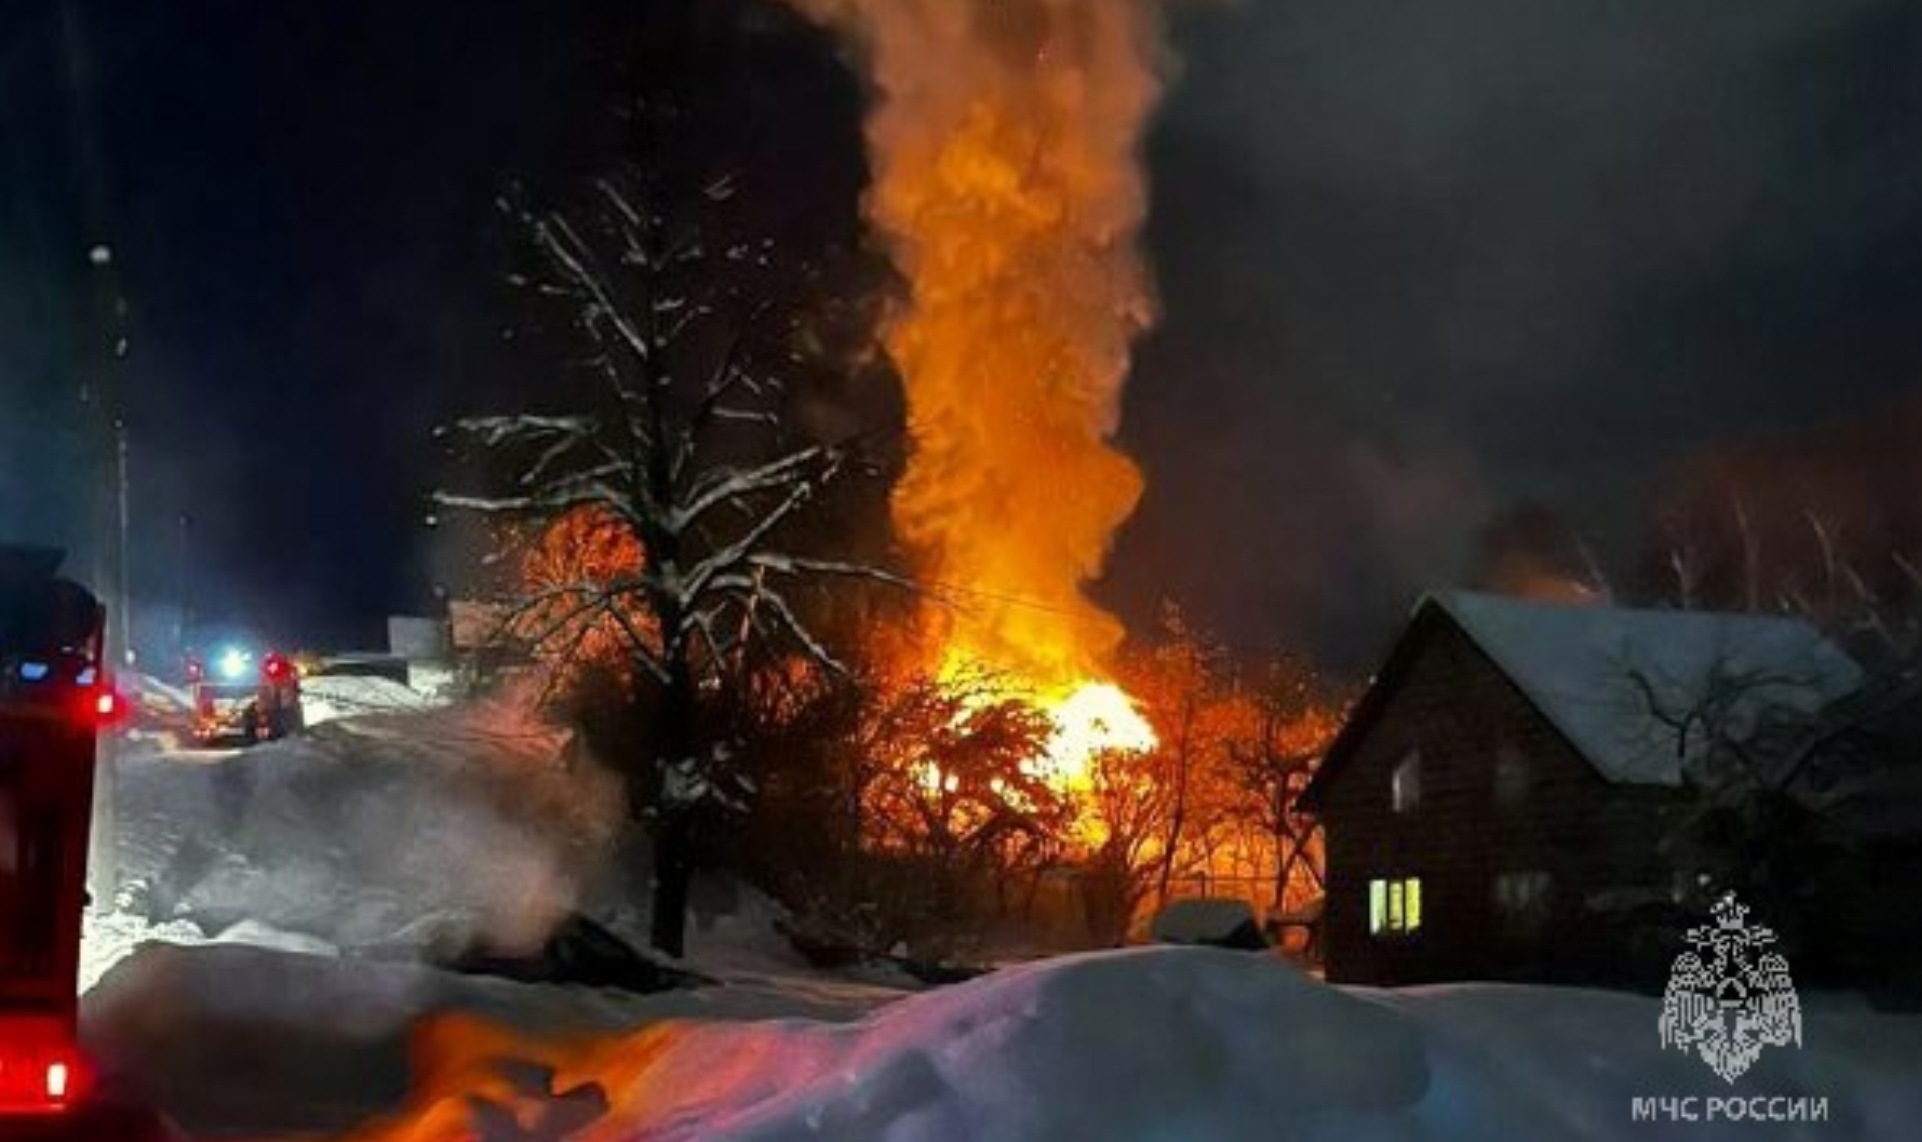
[3, 0, 1920, 669]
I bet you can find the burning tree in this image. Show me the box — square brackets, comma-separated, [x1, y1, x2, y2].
[854, 671, 1066, 946]
[1077, 628, 1343, 946]
[512, 505, 654, 678]
[1222, 661, 1342, 921]
[436, 162, 895, 957]
[1075, 612, 1224, 941]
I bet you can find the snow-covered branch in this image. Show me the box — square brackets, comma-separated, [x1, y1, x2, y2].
[675, 446, 832, 534]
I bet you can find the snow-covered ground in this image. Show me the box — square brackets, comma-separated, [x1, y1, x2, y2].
[78, 696, 1922, 1141]
[94, 689, 624, 972]
[300, 673, 445, 727]
[82, 941, 1922, 1141]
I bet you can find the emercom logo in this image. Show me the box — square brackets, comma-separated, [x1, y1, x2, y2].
[1658, 891, 1803, 1084]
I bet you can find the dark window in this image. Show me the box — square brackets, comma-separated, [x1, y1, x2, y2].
[1493, 870, 1552, 934]
[1494, 744, 1530, 807]
[1391, 750, 1421, 813]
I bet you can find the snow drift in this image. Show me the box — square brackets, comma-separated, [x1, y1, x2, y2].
[300, 673, 443, 727]
[85, 944, 1922, 1141]
[102, 693, 627, 970]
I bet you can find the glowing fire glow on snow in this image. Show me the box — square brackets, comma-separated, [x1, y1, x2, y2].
[789, 0, 1171, 779]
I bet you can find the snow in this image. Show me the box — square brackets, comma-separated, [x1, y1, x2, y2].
[206, 918, 340, 957]
[81, 909, 208, 995]
[130, 672, 195, 716]
[78, 680, 1922, 1140]
[80, 943, 1922, 1141]
[1436, 591, 1863, 785]
[81, 942, 900, 1139]
[90, 692, 625, 984]
[300, 672, 443, 726]
[1149, 897, 1263, 947]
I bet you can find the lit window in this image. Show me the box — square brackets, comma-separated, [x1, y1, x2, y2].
[1391, 750, 1421, 813]
[1494, 744, 1529, 807]
[1369, 876, 1423, 936]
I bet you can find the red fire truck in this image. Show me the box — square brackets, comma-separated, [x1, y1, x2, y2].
[0, 546, 170, 1137]
[185, 645, 303, 747]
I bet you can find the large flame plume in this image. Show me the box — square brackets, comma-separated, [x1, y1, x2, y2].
[791, 0, 1169, 763]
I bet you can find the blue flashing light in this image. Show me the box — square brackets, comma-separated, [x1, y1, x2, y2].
[19, 661, 50, 682]
[75, 667, 97, 687]
[217, 648, 252, 682]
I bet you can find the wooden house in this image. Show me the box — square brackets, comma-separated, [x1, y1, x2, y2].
[1301, 592, 1859, 986]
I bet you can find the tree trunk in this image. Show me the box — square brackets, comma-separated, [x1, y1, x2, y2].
[1155, 695, 1197, 908]
[647, 637, 699, 958]
[650, 812, 694, 958]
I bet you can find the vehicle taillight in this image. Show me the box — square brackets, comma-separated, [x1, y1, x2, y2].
[0, 1027, 87, 1116]
[77, 683, 128, 728]
[263, 653, 289, 681]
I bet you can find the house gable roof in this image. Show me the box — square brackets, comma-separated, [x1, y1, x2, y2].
[1438, 592, 1862, 787]
[1304, 592, 1863, 809]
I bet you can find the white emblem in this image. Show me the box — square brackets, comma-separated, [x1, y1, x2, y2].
[1658, 892, 1802, 1083]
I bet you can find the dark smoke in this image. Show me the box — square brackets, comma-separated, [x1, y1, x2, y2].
[1111, 0, 1922, 669]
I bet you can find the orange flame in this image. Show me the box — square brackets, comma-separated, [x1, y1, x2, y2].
[793, 0, 1169, 763]
[1039, 680, 1157, 785]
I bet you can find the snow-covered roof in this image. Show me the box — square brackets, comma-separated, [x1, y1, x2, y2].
[1434, 591, 1863, 786]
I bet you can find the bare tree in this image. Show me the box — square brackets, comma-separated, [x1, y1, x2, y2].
[1618, 649, 1880, 957]
[856, 672, 1065, 939]
[436, 165, 897, 957]
[1648, 498, 1922, 663]
[1077, 611, 1233, 941]
[1224, 665, 1339, 919]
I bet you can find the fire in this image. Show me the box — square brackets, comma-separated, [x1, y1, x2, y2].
[789, 0, 1171, 759]
[925, 658, 1157, 792]
[1037, 680, 1157, 785]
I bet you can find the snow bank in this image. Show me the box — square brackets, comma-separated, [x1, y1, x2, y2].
[108, 695, 625, 958]
[83, 944, 1922, 1141]
[300, 673, 442, 726]
[207, 919, 340, 957]
[1150, 897, 1264, 948]
[130, 672, 195, 716]
[81, 942, 898, 1138]
[81, 909, 208, 994]
[579, 947, 1426, 1142]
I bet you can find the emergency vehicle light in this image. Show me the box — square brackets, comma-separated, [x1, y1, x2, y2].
[18, 661, 48, 682]
[217, 648, 251, 681]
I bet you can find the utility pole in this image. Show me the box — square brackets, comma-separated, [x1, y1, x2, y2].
[78, 249, 130, 915]
[115, 411, 132, 666]
[62, 0, 128, 911]
[176, 512, 193, 661]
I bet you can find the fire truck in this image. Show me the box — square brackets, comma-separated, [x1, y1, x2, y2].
[0, 546, 172, 1138]
[185, 644, 303, 747]
[0, 547, 110, 1121]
